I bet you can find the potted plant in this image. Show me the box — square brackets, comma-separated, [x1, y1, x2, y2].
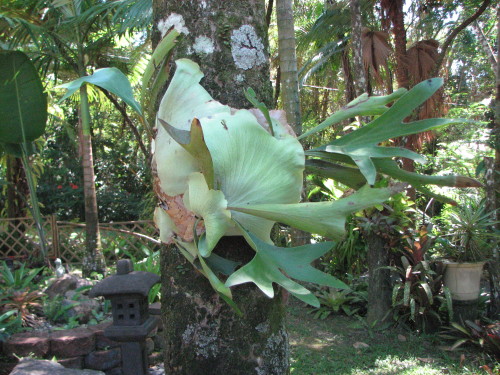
[441, 198, 499, 301]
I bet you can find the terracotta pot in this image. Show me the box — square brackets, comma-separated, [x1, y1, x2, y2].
[443, 261, 486, 301]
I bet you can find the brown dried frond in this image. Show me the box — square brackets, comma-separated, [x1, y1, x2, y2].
[406, 40, 447, 121]
[407, 40, 439, 83]
[361, 28, 393, 86]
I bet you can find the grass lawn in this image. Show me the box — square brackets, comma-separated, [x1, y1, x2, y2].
[287, 301, 498, 375]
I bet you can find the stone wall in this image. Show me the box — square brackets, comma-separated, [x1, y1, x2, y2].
[1, 318, 165, 375]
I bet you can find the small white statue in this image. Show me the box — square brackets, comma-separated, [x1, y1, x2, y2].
[55, 258, 65, 278]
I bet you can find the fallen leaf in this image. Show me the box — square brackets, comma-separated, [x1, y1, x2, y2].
[353, 342, 369, 349]
[480, 365, 494, 375]
[459, 354, 465, 368]
[417, 357, 435, 363]
[398, 334, 407, 342]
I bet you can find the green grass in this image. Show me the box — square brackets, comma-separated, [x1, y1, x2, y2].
[287, 302, 499, 374]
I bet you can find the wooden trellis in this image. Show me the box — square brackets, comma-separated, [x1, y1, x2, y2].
[0, 216, 161, 264]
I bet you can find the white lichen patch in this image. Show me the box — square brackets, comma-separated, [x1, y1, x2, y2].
[230, 25, 266, 70]
[255, 321, 269, 333]
[235, 74, 245, 83]
[255, 326, 289, 375]
[193, 36, 215, 55]
[157, 13, 189, 37]
[182, 322, 219, 359]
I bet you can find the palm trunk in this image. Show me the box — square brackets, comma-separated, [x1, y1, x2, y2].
[153, 1, 288, 373]
[350, 0, 367, 95]
[276, 0, 301, 134]
[79, 84, 106, 277]
[390, 0, 408, 88]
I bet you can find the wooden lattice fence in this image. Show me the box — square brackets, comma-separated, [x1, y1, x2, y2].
[0, 216, 161, 264]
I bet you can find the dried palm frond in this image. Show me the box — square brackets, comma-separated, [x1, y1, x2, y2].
[361, 27, 393, 86]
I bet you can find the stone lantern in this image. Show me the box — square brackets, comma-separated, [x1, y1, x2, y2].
[89, 259, 159, 375]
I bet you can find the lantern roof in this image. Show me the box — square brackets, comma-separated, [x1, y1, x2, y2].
[89, 259, 160, 298]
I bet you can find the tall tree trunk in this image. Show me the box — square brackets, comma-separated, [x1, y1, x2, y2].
[276, 0, 301, 134]
[153, 1, 288, 374]
[365, 231, 392, 326]
[473, 21, 497, 73]
[79, 84, 106, 277]
[5, 155, 28, 218]
[276, 0, 309, 247]
[350, 0, 367, 95]
[384, 0, 408, 88]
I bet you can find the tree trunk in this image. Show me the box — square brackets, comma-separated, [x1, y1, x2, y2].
[388, 0, 408, 88]
[350, 0, 367, 95]
[365, 231, 392, 326]
[79, 84, 106, 277]
[5, 155, 28, 218]
[276, 0, 301, 134]
[152, 1, 288, 373]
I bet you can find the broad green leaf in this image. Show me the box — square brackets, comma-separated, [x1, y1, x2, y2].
[311, 79, 469, 184]
[230, 185, 398, 240]
[226, 225, 345, 307]
[373, 159, 481, 188]
[201, 109, 304, 242]
[141, 28, 180, 110]
[298, 88, 407, 140]
[158, 118, 214, 189]
[305, 159, 366, 189]
[154, 59, 230, 196]
[183, 172, 233, 257]
[0, 51, 47, 145]
[58, 67, 142, 116]
[419, 281, 433, 305]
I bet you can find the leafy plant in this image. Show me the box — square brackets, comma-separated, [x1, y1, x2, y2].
[1, 289, 42, 327]
[42, 295, 78, 324]
[0, 310, 22, 341]
[309, 280, 368, 319]
[0, 51, 49, 258]
[441, 320, 500, 360]
[389, 248, 453, 332]
[0, 261, 44, 290]
[439, 198, 499, 262]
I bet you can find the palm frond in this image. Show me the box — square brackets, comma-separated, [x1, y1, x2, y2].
[361, 27, 392, 85]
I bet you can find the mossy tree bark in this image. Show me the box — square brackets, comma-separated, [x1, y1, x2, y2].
[152, 1, 289, 374]
[365, 231, 392, 327]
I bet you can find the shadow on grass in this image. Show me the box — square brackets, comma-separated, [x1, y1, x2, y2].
[287, 301, 497, 375]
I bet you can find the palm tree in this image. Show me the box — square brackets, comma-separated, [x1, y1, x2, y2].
[1, 0, 150, 276]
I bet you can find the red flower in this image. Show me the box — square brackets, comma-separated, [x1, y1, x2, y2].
[70, 183, 79, 189]
[57, 185, 62, 189]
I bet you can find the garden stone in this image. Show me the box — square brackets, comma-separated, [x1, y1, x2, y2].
[45, 274, 78, 298]
[88, 321, 120, 350]
[63, 294, 101, 323]
[84, 348, 121, 371]
[104, 368, 122, 375]
[58, 356, 84, 369]
[4, 331, 50, 358]
[10, 358, 104, 375]
[50, 327, 96, 358]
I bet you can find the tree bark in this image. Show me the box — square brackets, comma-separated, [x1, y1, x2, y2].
[152, 1, 288, 373]
[365, 231, 392, 326]
[5, 155, 28, 218]
[276, 0, 301, 134]
[79, 84, 106, 277]
[473, 21, 497, 73]
[390, 0, 408, 88]
[350, 0, 367, 95]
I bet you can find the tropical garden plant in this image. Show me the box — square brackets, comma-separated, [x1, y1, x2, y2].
[152, 28, 481, 309]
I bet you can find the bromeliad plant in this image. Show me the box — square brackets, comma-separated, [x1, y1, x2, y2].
[152, 55, 479, 309]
